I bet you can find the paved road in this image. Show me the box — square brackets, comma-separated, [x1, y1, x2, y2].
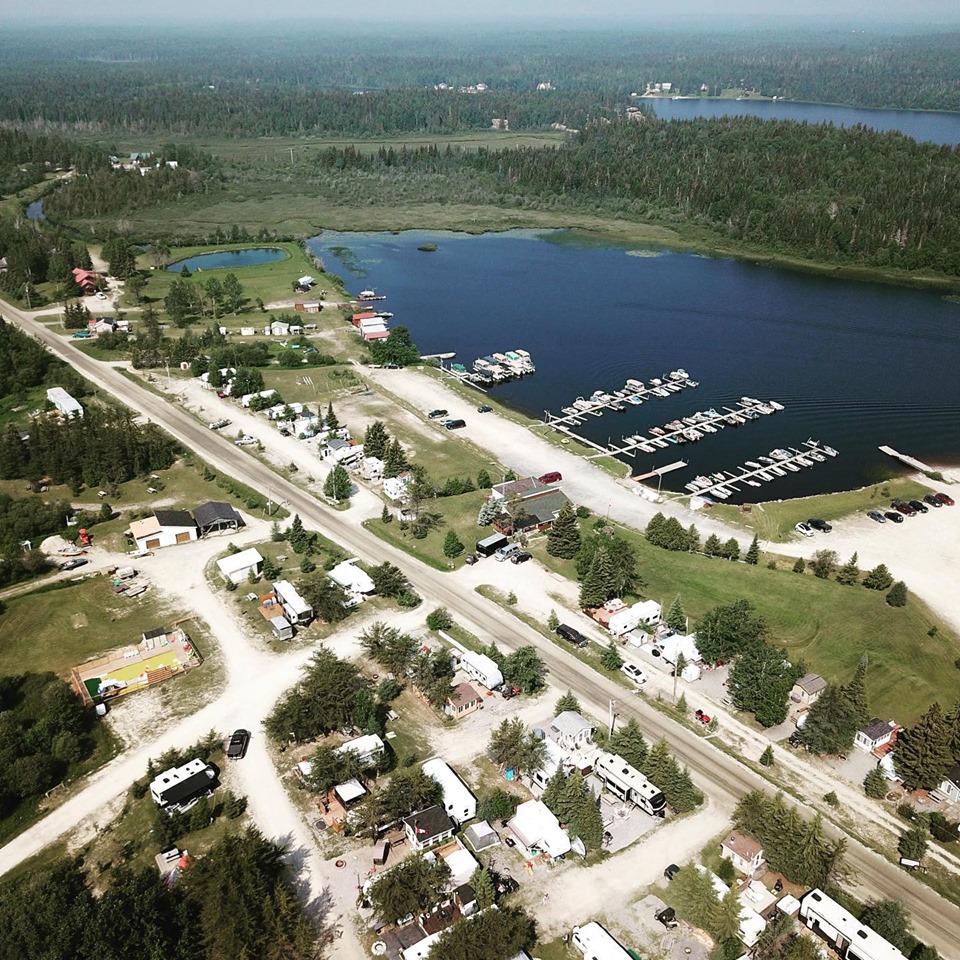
[4, 299, 960, 954]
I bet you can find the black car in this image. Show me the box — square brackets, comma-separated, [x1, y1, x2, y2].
[61, 558, 89, 571]
[444, 419, 466, 430]
[884, 511, 904, 524]
[891, 499, 917, 517]
[510, 551, 532, 565]
[427, 409, 448, 419]
[477, 404, 493, 413]
[227, 729, 250, 759]
[807, 518, 832, 532]
[908, 500, 928, 514]
[664, 863, 680, 881]
[924, 494, 943, 508]
[655, 907, 679, 929]
[556, 623, 588, 648]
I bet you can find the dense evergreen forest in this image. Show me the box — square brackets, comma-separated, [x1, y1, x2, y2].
[2, 28, 960, 137]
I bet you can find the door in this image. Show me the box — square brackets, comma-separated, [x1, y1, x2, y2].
[175, 531, 192, 543]
[146, 538, 161, 549]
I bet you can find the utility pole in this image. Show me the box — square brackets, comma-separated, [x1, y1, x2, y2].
[608, 698, 617, 737]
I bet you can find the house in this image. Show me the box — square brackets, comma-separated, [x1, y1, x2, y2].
[363, 326, 390, 342]
[150, 758, 216, 811]
[328, 558, 376, 597]
[93, 318, 116, 335]
[193, 501, 242, 537]
[351, 311, 379, 326]
[496, 489, 570, 535]
[490, 476, 550, 502]
[128, 510, 198, 551]
[336, 733, 386, 767]
[46, 387, 83, 419]
[323, 438, 364, 465]
[71, 268, 100, 294]
[423, 758, 477, 824]
[273, 580, 313, 625]
[855, 718, 899, 754]
[445, 682, 483, 719]
[404, 805, 456, 851]
[506, 800, 570, 859]
[547, 711, 595, 752]
[216, 547, 264, 584]
[383, 473, 411, 501]
[800, 888, 907, 960]
[937, 767, 960, 804]
[361, 456, 385, 481]
[791, 673, 827, 706]
[720, 830, 765, 876]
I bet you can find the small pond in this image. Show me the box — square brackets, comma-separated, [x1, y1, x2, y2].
[166, 247, 287, 271]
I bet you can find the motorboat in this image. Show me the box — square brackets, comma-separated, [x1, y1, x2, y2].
[649, 426, 666, 436]
[784, 462, 800, 472]
[685, 380, 699, 388]
[758, 456, 775, 464]
[626, 379, 644, 390]
[745, 460, 762, 469]
[822, 445, 839, 457]
[808, 451, 825, 462]
[756, 471, 773, 481]
[769, 466, 786, 477]
[741, 396, 759, 405]
[770, 448, 791, 460]
[744, 479, 762, 488]
[574, 398, 595, 412]
[626, 395, 644, 405]
[769, 401, 785, 411]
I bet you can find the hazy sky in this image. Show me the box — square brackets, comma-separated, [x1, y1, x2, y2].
[4, 0, 960, 26]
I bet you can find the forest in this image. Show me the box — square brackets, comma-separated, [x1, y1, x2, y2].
[2, 28, 960, 137]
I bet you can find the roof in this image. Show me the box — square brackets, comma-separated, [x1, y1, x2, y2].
[326, 438, 351, 451]
[801, 889, 907, 960]
[403, 805, 455, 842]
[549, 711, 594, 740]
[328, 559, 376, 594]
[129, 516, 161, 540]
[153, 509, 196, 529]
[143, 627, 166, 641]
[447, 682, 481, 708]
[336, 733, 385, 762]
[796, 673, 827, 695]
[507, 489, 569, 525]
[860, 717, 896, 741]
[491, 476, 550, 501]
[193, 501, 241, 527]
[463, 820, 500, 851]
[422, 758, 477, 820]
[943, 765, 960, 788]
[721, 829, 764, 862]
[507, 799, 570, 858]
[334, 779, 366, 804]
[216, 547, 263, 576]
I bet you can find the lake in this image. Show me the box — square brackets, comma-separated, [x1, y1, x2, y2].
[645, 98, 960, 147]
[166, 247, 287, 271]
[311, 230, 960, 502]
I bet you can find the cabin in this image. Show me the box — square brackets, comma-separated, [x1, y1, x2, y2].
[404, 805, 456, 851]
[216, 547, 264, 584]
[720, 830, 765, 876]
[547, 711, 595, 752]
[445, 682, 483, 719]
[193, 501, 242, 537]
[423, 758, 477, 825]
[128, 510, 198, 551]
[791, 673, 827, 707]
[46, 387, 84, 419]
[855, 718, 899, 754]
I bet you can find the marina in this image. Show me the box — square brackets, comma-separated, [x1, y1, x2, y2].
[681, 440, 839, 501]
[444, 350, 536, 388]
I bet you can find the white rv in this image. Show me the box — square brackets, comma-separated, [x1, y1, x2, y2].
[459, 650, 503, 690]
[571, 921, 633, 960]
[594, 751, 666, 817]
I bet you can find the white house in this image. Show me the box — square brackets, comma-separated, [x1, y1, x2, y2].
[216, 547, 264, 583]
[273, 579, 313, 625]
[507, 800, 570, 859]
[791, 673, 827, 706]
[720, 830, 765, 876]
[323, 438, 364, 464]
[938, 766, 960, 804]
[269, 321, 290, 336]
[46, 387, 83, 419]
[800, 889, 907, 960]
[328, 558, 376, 596]
[128, 510, 198, 551]
[361, 456, 385, 481]
[403, 805, 456, 851]
[336, 733, 385, 767]
[571, 922, 633, 960]
[383, 473, 410, 501]
[422, 758, 477, 825]
[855, 718, 899, 754]
[547, 711, 595, 752]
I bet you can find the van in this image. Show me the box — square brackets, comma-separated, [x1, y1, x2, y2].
[495, 543, 520, 562]
[444, 419, 466, 430]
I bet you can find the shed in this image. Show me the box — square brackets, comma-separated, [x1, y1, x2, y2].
[216, 547, 264, 584]
[423, 757, 477, 824]
[129, 510, 197, 551]
[463, 820, 500, 852]
[270, 616, 294, 641]
[193, 501, 242, 536]
[334, 778, 366, 805]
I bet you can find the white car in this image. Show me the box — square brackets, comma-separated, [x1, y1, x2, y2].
[235, 436, 258, 446]
[795, 521, 814, 538]
[621, 662, 647, 685]
[95, 291, 107, 301]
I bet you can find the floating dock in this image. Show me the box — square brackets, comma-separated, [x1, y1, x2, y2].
[878, 445, 935, 474]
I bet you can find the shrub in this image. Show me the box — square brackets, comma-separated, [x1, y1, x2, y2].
[426, 607, 454, 631]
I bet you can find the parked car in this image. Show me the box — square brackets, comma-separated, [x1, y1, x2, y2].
[227, 729, 250, 759]
[510, 551, 532, 565]
[663, 864, 680, 881]
[427, 409, 448, 419]
[444, 419, 466, 430]
[464, 553, 478, 565]
[61, 558, 88, 571]
[501, 686, 520, 700]
[891, 500, 916, 516]
[694, 709, 711, 724]
[807, 518, 832, 532]
[235, 435, 258, 446]
[795, 521, 814, 538]
[908, 499, 928, 514]
[935, 492, 955, 506]
[209, 418, 231, 430]
[476, 405, 493, 413]
[655, 907, 678, 929]
[621, 662, 647, 685]
[867, 510, 886, 523]
[556, 624, 588, 648]
[95, 291, 107, 301]
[924, 494, 943, 508]
[538, 471, 562, 484]
[884, 511, 904, 523]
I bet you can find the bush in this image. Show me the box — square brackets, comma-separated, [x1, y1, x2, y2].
[864, 767, 888, 799]
[377, 678, 403, 702]
[426, 607, 454, 631]
[824, 791, 839, 807]
[396, 589, 422, 608]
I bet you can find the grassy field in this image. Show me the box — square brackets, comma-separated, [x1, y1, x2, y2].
[711, 477, 937, 541]
[531, 516, 960, 724]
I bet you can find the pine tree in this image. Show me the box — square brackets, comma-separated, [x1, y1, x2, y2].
[325, 402, 340, 431]
[798, 683, 859, 756]
[712, 888, 745, 942]
[886, 581, 908, 607]
[686, 524, 700, 553]
[600, 641, 623, 671]
[945, 700, 960, 763]
[476, 468, 493, 489]
[665, 594, 687, 632]
[759, 745, 775, 767]
[898, 827, 928, 863]
[722, 537, 740, 561]
[323, 463, 351, 501]
[547, 609, 559, 632]
[381, 504, 393, 524]
[570, 791, 604, 850]
[704, 533, 722, 556]
[836, 551, 860, 585]
[895, 702, 954, 789]
[579, 545, 614, 608]
[554, 690, 580, 715]
[477, 497, 501, 526]
[846, 656, 870, 726]
[792, 557, 806, 574]
[745, 534, 760, 565]
[863, 767, 888, 799]
[383, 438, 408, 478]
[863, 563, 894, 590]
[608, 717, 648, 769]
[546, 501, 581, 558]
[470, 867, 496, 909]
[363, 420, 390, 460]
[442, 530, 464, 558]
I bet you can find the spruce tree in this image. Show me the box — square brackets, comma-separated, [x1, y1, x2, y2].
[383, 438, 408, 478]
[600, 641, 624, 671]
[470, 868, 496, 909]
[554, 690, 580, 715]
[547, 609, 560, 632]
[898, 826, 928, 863]
[608, 718, 648, 769]
[570, 792, 604, 850]
[836, 552, 860, 586]
[799, 684, 859, 756]
[381, 505, 393, 524]
[863, 563, 894, 590]
[579, 545, 614, 608]
[323, 463, 351, 501]
[759, 745, 775, 767]
[442, 530, 464, 558]
[846, 657, 870, 726]
[546, 501, 581, 558]
[324, 402, 340, 431]
[863, 767, 888, 799]
[703, 533, 722, 557]
[644, 512, 666, 542]
[895, 702, 954, 789]
[363, 420, 389, 459]
[723, 538, 740, 561]
[886, 581, 908, 607]
[792, 557, 806, 574]
[745, 534, 760, 565]
[476, 468, 492, 489]
[686, 524, 700, 553]
[945, 700, 960, 763]
[665, 594, 687, 632]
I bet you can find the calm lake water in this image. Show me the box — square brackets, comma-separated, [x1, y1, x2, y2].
[312, 230, 960, 501]
[167, 247, 287, 271]
[646, 98, 960, 146]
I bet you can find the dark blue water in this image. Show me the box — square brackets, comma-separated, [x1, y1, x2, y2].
[311, 230, 960, 501]
[167, 247, 287, 271]
[646, 98, 960, 147]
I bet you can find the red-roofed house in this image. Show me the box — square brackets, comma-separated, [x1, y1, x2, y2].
[72, 268, 101, 294]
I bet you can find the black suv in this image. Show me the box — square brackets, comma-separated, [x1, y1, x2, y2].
[227, 729, 250, 759]
[556, 624, 588, 648]
[908, 499, 928, 514]
[807, 518, 832, 532]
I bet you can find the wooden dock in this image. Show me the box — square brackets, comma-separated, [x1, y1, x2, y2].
[878, 445, 935, 474]
[633, 461, 689, 482]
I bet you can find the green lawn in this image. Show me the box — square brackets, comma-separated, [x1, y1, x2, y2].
[710, 477, 937, 541]
[532, 517, 960, 725]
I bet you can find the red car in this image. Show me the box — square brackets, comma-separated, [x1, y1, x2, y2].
[935, 492, 955, 506]
[538, 471, 562, 484]
[694, 709, 711, 724]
